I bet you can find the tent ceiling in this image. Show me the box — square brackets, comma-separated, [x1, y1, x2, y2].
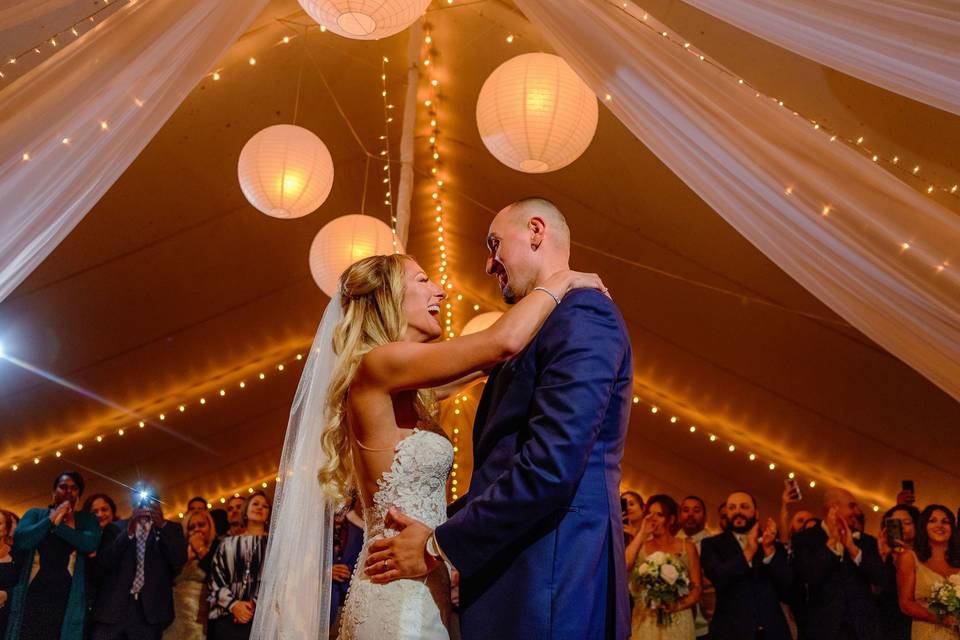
[1, 0, 957, 522]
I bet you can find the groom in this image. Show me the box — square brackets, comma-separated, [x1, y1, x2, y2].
[365, 197, 633, 639]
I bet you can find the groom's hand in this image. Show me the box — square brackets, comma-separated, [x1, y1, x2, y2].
[364, 506, 438, 584]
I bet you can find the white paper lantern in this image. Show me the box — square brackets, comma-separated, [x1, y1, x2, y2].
[297, 0, 431, 40]
[309, 214, 400, 296]
[238, 124, 334, 219]
[461, 311, 503, 336]
[476, 53, 598, 173]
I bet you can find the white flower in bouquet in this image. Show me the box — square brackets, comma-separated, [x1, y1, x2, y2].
[928, 578, 960, 627]
[631, 552, 691, 627]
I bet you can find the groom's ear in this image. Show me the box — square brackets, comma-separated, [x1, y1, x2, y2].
[528, 216, 546, 251]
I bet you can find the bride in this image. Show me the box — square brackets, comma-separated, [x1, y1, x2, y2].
[250, 253, 604, 639]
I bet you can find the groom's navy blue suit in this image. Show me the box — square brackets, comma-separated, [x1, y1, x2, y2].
[434, 289, 632, 640]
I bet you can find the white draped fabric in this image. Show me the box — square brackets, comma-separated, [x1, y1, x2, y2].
[516, 0, 960, 401]
[0, 0, 268, 302]
[680, 0, 960, 116]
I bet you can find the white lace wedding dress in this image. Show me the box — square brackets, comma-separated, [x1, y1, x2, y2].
[338, 427, 456, 640]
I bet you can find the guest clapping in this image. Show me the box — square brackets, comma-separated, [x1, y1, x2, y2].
[207, 491, 270, 640]
[700, 491, 793, 640]
[0, 510, 19, 640]
[791, 487, 884, 640]
[5, 471, 101, 640]
[894, 505, 960, 637]
[90, 492, 187, 640]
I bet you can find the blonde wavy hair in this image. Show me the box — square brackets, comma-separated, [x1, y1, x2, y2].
[317, 254, 437, 504]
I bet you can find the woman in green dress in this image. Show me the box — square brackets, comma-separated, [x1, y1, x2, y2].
[5, 471, 101, 640]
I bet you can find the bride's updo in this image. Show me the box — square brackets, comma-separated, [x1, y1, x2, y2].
[318, 253, 435, 504]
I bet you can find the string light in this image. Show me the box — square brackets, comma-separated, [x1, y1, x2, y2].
[174, 472, 280, 519]
[634, 392, 885, 508]
[2, 348, 304, 474]
[421, 26, 459, 338]
[2, 0, 125, 83]
[606, 1, 960, 204]
[380, 56, 398, 250]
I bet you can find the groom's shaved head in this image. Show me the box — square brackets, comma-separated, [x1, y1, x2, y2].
[487, 197, 573, 304]
[502, 197, 571, 253]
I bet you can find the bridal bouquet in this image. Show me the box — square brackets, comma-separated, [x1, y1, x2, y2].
[928, 574, 960, 627]
[633, 551, 691, 626]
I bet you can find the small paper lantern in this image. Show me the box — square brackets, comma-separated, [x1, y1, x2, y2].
[238, 124, 334, 219]
[476, 53, 598, 173]
[309, 214, 399, 296]
[461, 311, 503, 336]
[297, 0, 431, 40]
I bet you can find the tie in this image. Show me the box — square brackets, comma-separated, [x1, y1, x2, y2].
[131, 524, 147, 594]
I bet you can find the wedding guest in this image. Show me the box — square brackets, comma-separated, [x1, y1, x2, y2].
[0, 510, 20, 640]
[895, 505, 960, 638]
[80, 493, 118, 633]
[163, 510, 217, 640]
[621, 491, 645, 544]
[625, 494, 701, 638]
[330, 500, 364, 637]
[5, 471, 101, 640]
[81, 494, 118, 531]
[791, 487, 884, 640]
[225, 497, 246, 536]
[678, 496, 715, 639]
[877, 504, 919, 640]
[701, 491, 793, 640]
[187, 497, 208, 516]
[207, 491, 270, 640]
[90, 494, 187, 640]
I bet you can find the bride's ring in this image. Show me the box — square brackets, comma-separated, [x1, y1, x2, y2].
[383, 559, 389, 570]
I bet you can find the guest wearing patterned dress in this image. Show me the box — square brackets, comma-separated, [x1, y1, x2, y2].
[163, 510, 217, 640]
[207, 492, 270, 640]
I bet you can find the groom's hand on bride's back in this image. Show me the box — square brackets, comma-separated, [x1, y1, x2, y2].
[364, 506, 439, 584]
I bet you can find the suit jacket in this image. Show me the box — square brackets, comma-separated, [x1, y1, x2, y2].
[435, 289, 633, 640]
[790, 525, 883, 640]
[700, 531, 793, 640]
[92, 519, 187, 627]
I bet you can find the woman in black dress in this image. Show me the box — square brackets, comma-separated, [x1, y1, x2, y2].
[0, 510, 20, 640]
[207, 491, 270, 640]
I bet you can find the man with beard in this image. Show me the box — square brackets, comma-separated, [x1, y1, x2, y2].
[677, 496, 716, 639]
[790, 487, 883, 640]
[700, 491, 793, 640]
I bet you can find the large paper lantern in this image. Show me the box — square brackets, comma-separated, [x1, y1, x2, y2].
[238, 124, 334, 219]
[309, 214, 399, 296]
[297, 0, 431, 40]
[476, 53, 598, 173]
[461, 311, 503, 336]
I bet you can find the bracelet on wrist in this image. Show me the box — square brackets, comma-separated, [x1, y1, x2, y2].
[532, 286, 561, 306]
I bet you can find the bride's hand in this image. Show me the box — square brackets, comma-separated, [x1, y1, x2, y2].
[543, 270, 609, 300]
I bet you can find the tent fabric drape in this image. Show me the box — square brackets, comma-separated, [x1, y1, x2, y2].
[0, 0, 268, 302]
[680, 0, 960, 116]
[516, 0, 960, 401]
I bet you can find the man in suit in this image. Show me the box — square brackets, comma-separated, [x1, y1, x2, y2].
[700, 491, 793, 640]
[365, 197, 633, 639]
[791, 487, 884, 640]
[91, 495, 187, 640]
